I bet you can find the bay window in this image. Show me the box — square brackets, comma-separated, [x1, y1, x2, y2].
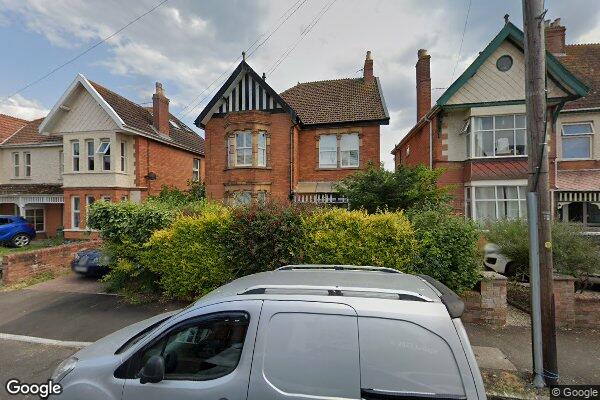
[561, 122, 593, 159]
[468, 184, 527, 221]
[257, 131, 267, 167]
[97, 139, 111, 171]
[12, 152, 19, 177]
[120, 141, 127, 172]
[469, 115, 526, 158]
[86, 139, 95, 171]
[72, 196, 81, 229]
[227, 130, 269, 168]
[235, 131, 253, 166]
[72, 140, 80, 172]
[319, 134, 338, 168]
[340, 133, 359, 167]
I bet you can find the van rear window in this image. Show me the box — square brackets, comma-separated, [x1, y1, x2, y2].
[358, 317, 465, 398]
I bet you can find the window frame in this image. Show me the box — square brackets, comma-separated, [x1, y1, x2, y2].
[561, 122, 594, 160]
[86, 196, 95, 228]
[257, 131, 267, 167]
[86, 139, 95, 171]
[120, 141, 127, 172]
[469, 114, 527, 159]
[468, 184, 527, 221]
[24, 207, 45, 233]
[192, 158, 201, 182]
[319, 134, 338, 168]
[122, 311, 250, 381]
[71, 140, 80, 172]
[234, 131, 253, 167]
[98, 139, 111, 171]
[23, 151, 31, 177]
[340, 133, 360, 168]
[12, 152, 20, 178]
[59, 150, 64, 177]
[71, 196, 81, 230]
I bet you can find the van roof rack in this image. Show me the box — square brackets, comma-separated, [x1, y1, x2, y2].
[276, 265, 402, 274]
[238, 284, 432, 302]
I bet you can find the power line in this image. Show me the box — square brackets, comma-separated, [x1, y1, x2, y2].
[266, 0, 337, 77]
[449, 0, 472, 84]
[178, 0, 309, 118]
[0, 0, 169, 105]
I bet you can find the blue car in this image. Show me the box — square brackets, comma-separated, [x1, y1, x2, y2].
[0, 215, 36, 247]
[71, 249, 111, 277]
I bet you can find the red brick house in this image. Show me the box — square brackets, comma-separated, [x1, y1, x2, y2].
[195, 52, 389, 205]
[0, 75, 205, 239]
[392, 20, 600, 230]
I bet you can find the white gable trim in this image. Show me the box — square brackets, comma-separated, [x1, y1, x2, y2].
[39, 74, 125, 133]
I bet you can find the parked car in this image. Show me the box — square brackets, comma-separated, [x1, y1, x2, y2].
[483, 243, 515, 276]
[52, 264, 486, 400]
[71, 249, 110, 277]
[0, 215, 36, 247]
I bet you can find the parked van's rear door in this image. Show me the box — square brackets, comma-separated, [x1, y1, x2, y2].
[247, 300, 360, 400]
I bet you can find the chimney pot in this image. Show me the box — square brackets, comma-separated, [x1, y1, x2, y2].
[363, 50, 374, 83]
[416, 49, 431, 121]
[152, 82, 170, 135]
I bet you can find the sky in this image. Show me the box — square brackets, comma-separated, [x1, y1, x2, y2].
[1, 0, 599, 169]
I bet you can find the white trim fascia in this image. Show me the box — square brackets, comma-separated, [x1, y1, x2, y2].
[465, 179, 528, 186]
[200, 70, 245, 127]
[1, 142, 63, 149]
[39, 74, 125, 134]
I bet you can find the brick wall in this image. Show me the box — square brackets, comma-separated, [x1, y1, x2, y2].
[134, 136, 204, 196]
[394, 121, 431, 169]
[461, 271, 508, 327]
[553, 275, 600, 329]
[1, 240, 101, 285]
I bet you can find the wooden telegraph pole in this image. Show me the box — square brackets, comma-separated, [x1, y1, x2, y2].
[522, 0, 559, 385]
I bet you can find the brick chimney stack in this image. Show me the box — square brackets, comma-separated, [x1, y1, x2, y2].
[363, 51, 374, 84]
[416, 49, 431, 121]
[545, 18, 566, 56]
[153, 82, 170, 135]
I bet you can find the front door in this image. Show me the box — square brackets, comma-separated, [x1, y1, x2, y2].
[121, 300, 262, 400]
[247, 300, 361, 400]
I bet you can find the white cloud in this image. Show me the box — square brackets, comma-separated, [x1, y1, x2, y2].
[0, 94, 48, 120]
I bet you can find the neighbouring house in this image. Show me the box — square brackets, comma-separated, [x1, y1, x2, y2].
[0, 75, 205, 239]
[392, 19, 600, 231]
[195, 51, 389, 205]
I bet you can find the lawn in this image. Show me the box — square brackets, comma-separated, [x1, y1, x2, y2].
[0, 239, 63, 257]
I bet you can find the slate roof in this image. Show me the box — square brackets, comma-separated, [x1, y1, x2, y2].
[2, 118, 62, 146]
[280, 77, 389, 126]
[560, 44, 600, 110]
[556, 170, 600, 191]
[89, 81, 205, 155]
[0, 184, 63, 195]
[0, 113, 28, 142]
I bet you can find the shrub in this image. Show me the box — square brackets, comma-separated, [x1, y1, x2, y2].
[141, 206, 232, 300]
[409, 207, 482, 293]
[224, 203, 308, 276]
[149, 181, 205, 207]
[336, 163, 450, 213]
[484, 219, 600, 280]
[302, 208, 419, 272]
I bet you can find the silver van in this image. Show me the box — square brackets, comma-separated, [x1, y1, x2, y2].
[52, 265, 486, 399]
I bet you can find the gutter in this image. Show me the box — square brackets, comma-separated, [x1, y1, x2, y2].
[289, 118, 300, 201]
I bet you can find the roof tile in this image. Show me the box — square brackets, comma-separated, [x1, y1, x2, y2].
[0, 113, 28, 142]
[560, 44, 600, 110]
[2, 118, 62, 146]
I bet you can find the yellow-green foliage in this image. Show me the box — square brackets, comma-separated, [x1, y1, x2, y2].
[302, 208, 419, 272]
[142, 206, 233, 300]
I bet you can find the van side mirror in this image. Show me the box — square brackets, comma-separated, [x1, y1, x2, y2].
[139, 355, 165, 384]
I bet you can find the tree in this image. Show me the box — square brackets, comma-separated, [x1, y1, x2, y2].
[336, 163, 450, 213]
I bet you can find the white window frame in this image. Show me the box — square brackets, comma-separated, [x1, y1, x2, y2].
[24, 207, 45, 233]
[71, 140, 80, 172]
[120, 141, 127, 172]
[86, 139, 95, 171]
[340, 133, 360, 168]
[469, 114, 527, 159]
[560, 122, 594, 160]
[257, 131, 267, 167]
[72, 196, 81, 230]
[319, 134, 338, 168]
[23, 151, 31, 177]
[101, 195, 111, 202]
[97, 139, 111, 171]
[192, 158, 201, 181]
[467, 182, 528, 221]
[59, 150, 64, 178]
[235, 131, 253, 167]
[12, 152, 20, 178]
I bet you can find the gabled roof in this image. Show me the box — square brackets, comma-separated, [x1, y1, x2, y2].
[40, 74, 204, 155]
[436, 22, 588, 106]
[280, 77, 389, 126]
[195, 60, 297, 129]
[0, 113, 28, 142]
[2, 118, 61, 147]
[559, 44, 600, 110]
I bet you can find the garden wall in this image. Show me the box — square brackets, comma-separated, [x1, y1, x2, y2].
[0, 241, 101, 285]
[553, 275, 600, 329]
[461, 271, 507, 327]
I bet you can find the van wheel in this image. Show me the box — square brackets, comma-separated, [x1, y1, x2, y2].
[11, 234, 31, 247]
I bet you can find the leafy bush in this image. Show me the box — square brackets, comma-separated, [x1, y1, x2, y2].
[336, 163, 450, 213]
[409, 207, 482, 293]
[302, 208, 419, 272]
[485, 219, 600, 279]
[141, 207, 232, 300]
[224, 203, 308, 276]
[149, 181, 205, 207]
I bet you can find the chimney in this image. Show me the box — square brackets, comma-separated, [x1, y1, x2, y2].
[363, 51, 374, 84]
[152, 82, 170, 135]
[416, 49, 431, 121]
[545, 18, 566, 55]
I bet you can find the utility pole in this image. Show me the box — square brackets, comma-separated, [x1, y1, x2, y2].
[522, 0, 559, 385]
